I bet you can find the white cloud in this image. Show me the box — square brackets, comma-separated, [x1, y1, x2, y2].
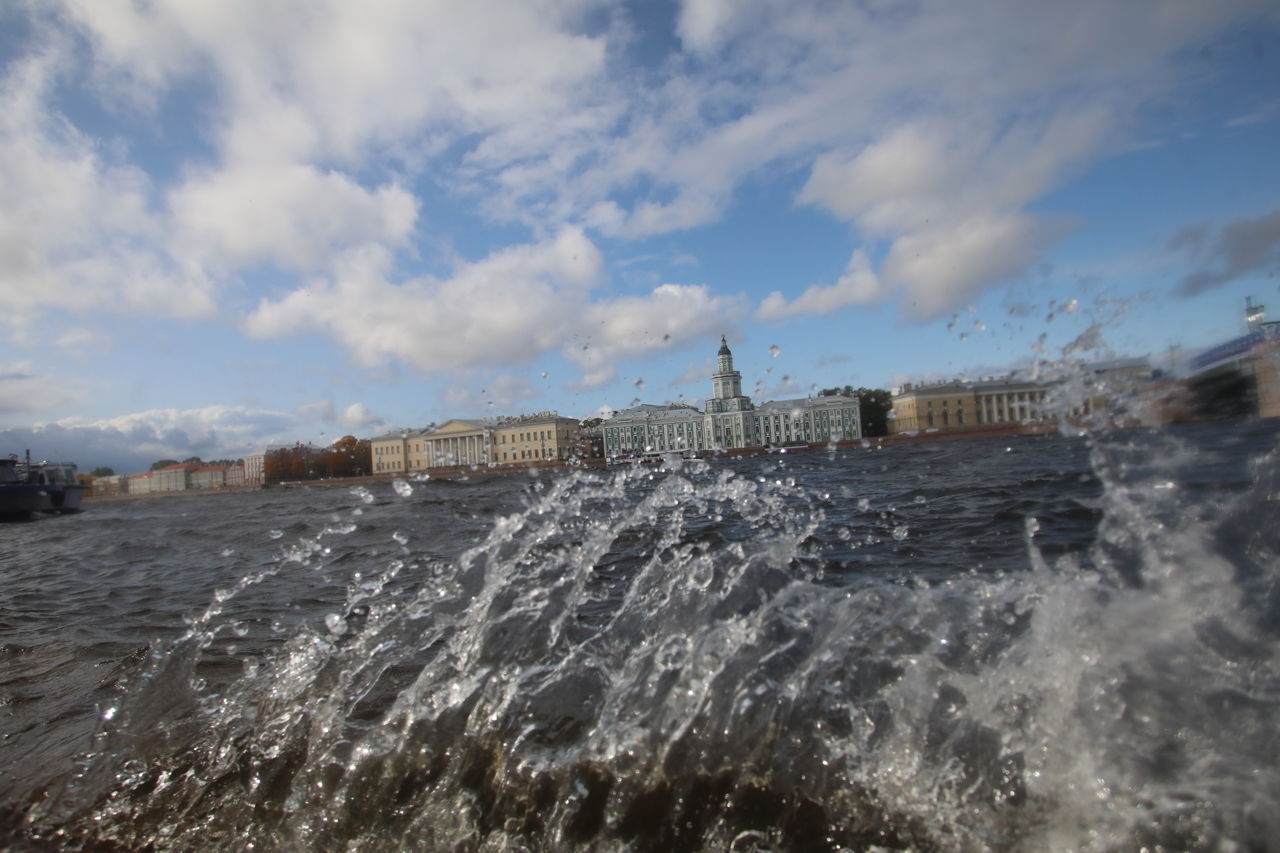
[3, 404, 308, 473]
[245, 228, 605, 372]
[295, 400, 387, 433]
[570, 284, 748, 386]
[0, 41, 215, 329]
[245, 226, 749, 387]
[757, 249, 882, 321]
[170, 163, 419, 273]
[2, 0, 1270, 393]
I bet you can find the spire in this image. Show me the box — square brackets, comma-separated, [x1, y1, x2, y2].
[718, 334, 731, 357]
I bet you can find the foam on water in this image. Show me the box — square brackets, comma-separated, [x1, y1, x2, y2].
[16, 425, 1280, 851]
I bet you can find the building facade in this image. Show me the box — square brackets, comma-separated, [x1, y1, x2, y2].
[890, 379, 1049, 433]
[602, 404, 706, 456]
[491, 414, 581, 464]
[703, 336, 758, 449]
[243, 453, 265, 488]
[422, 420, 490, 469]
[601, 336, 862, 456]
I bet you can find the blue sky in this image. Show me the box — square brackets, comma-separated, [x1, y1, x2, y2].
[2, 0, 1278, 473]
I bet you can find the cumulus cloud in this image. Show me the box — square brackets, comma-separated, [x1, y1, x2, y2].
[245, 228, 605, 371]
[1175, 209, 1280, 296]
[2, 0, 1271, 402]
[2, 405, 305, 473]
[570, 284, 749, 386]
[757, 249, 882, 321]
[295, 400, 387, 433]
[0, 40, 215, 328]
[169, 163, 419, 273]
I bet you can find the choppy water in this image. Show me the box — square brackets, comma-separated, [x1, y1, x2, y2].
[2, 422, 1279, 851]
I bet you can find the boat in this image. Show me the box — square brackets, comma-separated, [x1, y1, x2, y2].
[1, 453, 86, 518]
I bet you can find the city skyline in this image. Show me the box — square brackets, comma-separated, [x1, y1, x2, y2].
[2, 1, 1279, 473]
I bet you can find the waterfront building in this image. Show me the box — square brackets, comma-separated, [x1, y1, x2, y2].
[703, 336, 758, 449]
[602, 403, 707, 456]
[192, 465, 228, 490]
[422, 420, 490, 469]
[755, 395, 861, 446]
[888, 360, 1158, 434]
[371, 429, 434, 474]
[601, 336, 862, 456]
[152, 463, 197, 492]
[93, 474, 126, 496]
[243, 453, 265, 488]
[225, 461, 245, 488]
[491, 413, 581, 464]
[126, 472, 153, 494]
[890, 379, 1046, 433]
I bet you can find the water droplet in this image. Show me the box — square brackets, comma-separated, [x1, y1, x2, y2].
[914, 495, 927, 504]
[324, 613, 345, 635]
[857, 497, 871, 512]
[973, 319, 987, 331]
[540, 371, 549, 379]
[768, 345, 780, 358]
[392, 478, 413, 498]
[634, 378, 645, 390]
[350, 486, 375, 504]
[268, 529, 284, 540]
[893, 525, 909, 541]
[221, 547, 235, 557]
[392, 531, 409, 545]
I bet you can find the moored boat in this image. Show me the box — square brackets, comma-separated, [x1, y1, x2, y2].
[1, 454, 86, 518]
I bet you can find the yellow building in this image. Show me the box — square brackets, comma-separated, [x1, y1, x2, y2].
[422, 420, 490, 469]
[890, 378, 1050, 433]
[371, 430, 415, 474]
[491, 414, 581, 465]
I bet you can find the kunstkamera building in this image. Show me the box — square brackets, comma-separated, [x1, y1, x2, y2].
[602, 337, 861, 457]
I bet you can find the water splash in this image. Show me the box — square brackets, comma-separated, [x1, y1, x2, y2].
[19, 427, 1280, 851]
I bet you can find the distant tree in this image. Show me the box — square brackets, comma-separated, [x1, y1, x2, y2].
[580, 417, 603, 429]
[181, 456, 203, 465]
[819, 386, 893, 437]
[150, 459, 180, 470]
[90, 466, 115, 477]
[324, 435, 371, 478]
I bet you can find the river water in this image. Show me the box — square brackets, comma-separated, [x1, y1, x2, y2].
[2, 421, 1278, 851]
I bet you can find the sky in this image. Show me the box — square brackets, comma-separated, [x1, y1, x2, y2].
[1, 0, 1278, 474]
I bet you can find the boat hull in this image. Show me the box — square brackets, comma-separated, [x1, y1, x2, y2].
[0, 484, 85, 517]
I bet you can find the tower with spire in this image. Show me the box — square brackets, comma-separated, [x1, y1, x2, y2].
[704, 335, 757, 448]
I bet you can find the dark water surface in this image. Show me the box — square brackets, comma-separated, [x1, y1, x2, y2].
[2, 423, 1279, 850]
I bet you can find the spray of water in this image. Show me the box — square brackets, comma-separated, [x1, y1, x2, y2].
[20, 370, 1280, 851]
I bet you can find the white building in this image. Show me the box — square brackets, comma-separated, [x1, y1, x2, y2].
[602, 336, 861, 455]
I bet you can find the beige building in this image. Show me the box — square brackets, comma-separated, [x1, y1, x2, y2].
[371, 428, 438, 474]
[422, 420, 490, 469]
[890, 378, 1049, 433]
[371, 430, 411, 474]
[491, 414, 581, 465]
